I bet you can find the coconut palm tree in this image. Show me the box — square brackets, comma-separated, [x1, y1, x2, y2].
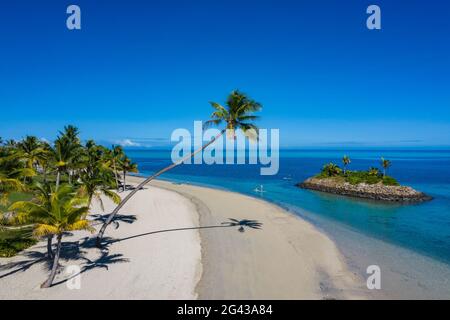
[78, 141, 121, 209]
[36, 141, 53, 184]
[120, 156, 138, 191]
[342, 155, 351, 174]
[16, 136, 46, 171]
[79, 174, 121, 210]
[4, 139, 17, 148]
[0, 148, 26, 205]
[51, 125, 83, 188]
[60, 125, 82, 185]
[96, 90, 262, 246]
[9, 184, 93, 288]
[381, 157, 391, 177]
[106, 145, 124, 190]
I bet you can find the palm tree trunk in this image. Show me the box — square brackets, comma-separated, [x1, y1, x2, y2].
[56, 171, 61, 190]
[123, 170, 126, 191]
[88, 195, 93, 209]
[41, 233, 62, 288]
[113, 160, 119, 190]
[96, 129, 226, 247]
[47, 235, 54, 259]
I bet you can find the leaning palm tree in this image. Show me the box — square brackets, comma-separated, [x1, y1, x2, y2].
[96, 90, 262, 246]
[342, 155, 351, 174]
[9, 184, 93, 288]
[381, 157, 391, 177]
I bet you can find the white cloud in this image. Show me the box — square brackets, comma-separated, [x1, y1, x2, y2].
[115, 139, 142, 147]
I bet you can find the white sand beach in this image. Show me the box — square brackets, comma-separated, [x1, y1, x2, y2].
[0, 177, 368, 299]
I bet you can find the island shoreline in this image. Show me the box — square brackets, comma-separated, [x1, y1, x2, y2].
[298, 177, 432, 203]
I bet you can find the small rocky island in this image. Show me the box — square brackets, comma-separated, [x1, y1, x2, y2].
[297, 158, 432, 203]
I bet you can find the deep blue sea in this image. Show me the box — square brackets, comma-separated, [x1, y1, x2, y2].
[126, 149, 450, 298]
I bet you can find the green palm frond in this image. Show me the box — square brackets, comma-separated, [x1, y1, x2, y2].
[34, 224, 59, 237]
[206, 90, 261, 139]
[66, 220, 94, 233]
[102, 189, 121, 204]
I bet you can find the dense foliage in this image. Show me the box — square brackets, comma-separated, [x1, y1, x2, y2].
[0, 126, 137, 258]
[316, 158, 399, 186]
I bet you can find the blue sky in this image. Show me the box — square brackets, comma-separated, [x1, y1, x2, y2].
[1, 0, 449, 147]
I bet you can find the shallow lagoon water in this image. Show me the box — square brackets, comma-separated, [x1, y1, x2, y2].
[127, 149, 450, 298]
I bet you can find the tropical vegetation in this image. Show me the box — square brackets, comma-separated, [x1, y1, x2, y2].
[316, 157, 398, 186]
[0, 126, 137, 286]
[0, 90, 262, 287]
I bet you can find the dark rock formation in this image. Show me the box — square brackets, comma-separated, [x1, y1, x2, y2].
[297, 177, 432, 203]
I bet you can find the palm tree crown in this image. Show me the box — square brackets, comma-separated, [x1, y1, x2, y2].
[342, 155, 351, 174]
[205, 89, 262, 139]
[381, 157, 391, 177]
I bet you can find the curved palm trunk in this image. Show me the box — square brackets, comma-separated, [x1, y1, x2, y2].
[47, 236, 54, 259]
[96, 129, 225, 247]
[41, 233, 62, 288]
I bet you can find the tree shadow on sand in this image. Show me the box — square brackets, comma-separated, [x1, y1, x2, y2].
[0, 218, 262, 286]
[103, 218, 263, 246]
[51, 218, 262, 286]
[51, 250, 129, 287]
[90, 213, 137, 229]
[0, 249, 47, 279]
[0, 235, 117, 280]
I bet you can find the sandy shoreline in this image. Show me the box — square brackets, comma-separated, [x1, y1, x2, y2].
[0, 176, 368, 299]
[138, 177, 368, 299]
[0, 184, 202, 299]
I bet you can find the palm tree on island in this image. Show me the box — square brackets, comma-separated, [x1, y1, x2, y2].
[381, 157, 391, 177]
[96, 90, 262, 246]
[342, 155, 351, 174]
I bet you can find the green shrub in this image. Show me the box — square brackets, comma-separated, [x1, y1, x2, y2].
[368, 167, 380, 176]
[315, 162, 400, 187]
[383, 176, 400, 186]
[0, 238, 37, 257]
[347, 175, 364, 185]
[321, 163, 342, 177]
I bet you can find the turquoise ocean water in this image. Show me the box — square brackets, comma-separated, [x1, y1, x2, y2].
[127, 149, 450, 298]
